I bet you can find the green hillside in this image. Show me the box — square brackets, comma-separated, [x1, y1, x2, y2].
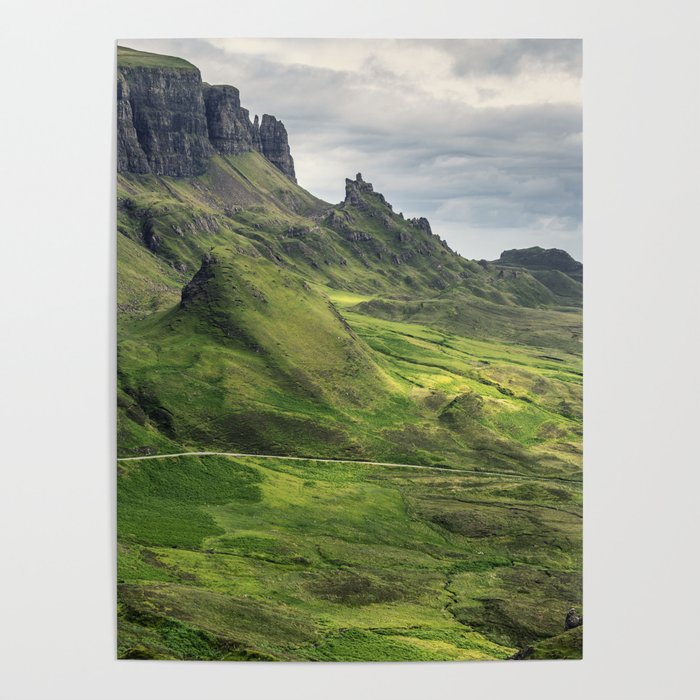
[117, 45, 199, 71]
[118, 453, 581, 661]
[117, 50, 582, 661]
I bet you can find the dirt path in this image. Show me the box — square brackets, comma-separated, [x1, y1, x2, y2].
[117, 450, 582, 485]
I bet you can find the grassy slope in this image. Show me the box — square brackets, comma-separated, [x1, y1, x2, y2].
[117, 145, 582, 660]
[512, 625, 583, 660]
[117, 45, 199, 71]
[118, 454, 581, 661]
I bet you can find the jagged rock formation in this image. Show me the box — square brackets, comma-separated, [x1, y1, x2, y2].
[258, 114, 296, 181]
[180, 252, 216, 309]
[408, 217, 433, 235]
[117, 47, 296, 181]
[344, 173, 390, 208]
[564, 607, 583, 630]
[117, 63, 211, 177]
[116, 72, 151, 174]
[203, 84, 260, 156]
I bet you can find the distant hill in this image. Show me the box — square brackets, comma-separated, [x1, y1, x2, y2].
[495, 246, 583, 283]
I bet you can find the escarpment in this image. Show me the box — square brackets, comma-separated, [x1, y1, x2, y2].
[203, 84, 259, 156]
[117, 46, 295, 180]
[117, 62, 211, 177]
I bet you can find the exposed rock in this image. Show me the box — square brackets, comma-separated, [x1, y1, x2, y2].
[141, 218, 159, 251]
[509, 646, 534, 660]
[180, 253, 216, 308]
[497, 247, 583, 282]
[257, 115, 296, 181]
[203, 84, 260, 155]
[117, 47, 297, 181]
[408, 216, 433, 236]
[564, 607, 583, 630]
[116, 71, 151, 173]
[346, 230, 373, 242]
[391, 250, 417, 265]
[380, 214, 397, 229]
[117, 63, 211, 177]
[345, 173, 373, 203]
[325, 209, 352, 231]
[285, 225, 309, 238]
[344, 173, 390, 208]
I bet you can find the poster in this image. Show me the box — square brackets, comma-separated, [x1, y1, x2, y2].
[116, 39, 582, 661]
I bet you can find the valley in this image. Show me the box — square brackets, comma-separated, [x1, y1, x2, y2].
[116, 45, 583, 661]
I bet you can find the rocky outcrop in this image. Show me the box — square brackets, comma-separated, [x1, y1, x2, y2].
[339, 174, 449, 263]
[564, 607, 583, 630]
[408, 217, 433, 236]
[344, 172, 373, 205]
[346, 230, 373, 242]
[117, 63, 211, 177]
[116, 71, 151, 174]
[180, 252, 216, 309]
[344, 173, 389, 208]
[203, 84, 260, 156]
[497, 247, 582, 281]
[258, 115, 296, 181]
[117, 47, 296, 181]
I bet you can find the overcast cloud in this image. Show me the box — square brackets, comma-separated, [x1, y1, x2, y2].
[121, 39, 582, 261]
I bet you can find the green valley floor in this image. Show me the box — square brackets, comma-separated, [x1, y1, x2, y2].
[117, 310, 582, 661]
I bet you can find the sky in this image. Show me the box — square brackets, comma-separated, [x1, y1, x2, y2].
[122, 39, 582, 261]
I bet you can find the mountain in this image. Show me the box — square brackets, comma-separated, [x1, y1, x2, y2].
[116, 46, 582, 662]
[496, 246, 582, 275]
[117, 46, 295, 179]
[495, 246, 583, 282]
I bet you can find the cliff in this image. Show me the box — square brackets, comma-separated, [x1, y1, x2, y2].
[203, 84, 259, 156]
[117, 46, 295, 181]
[258, 114, 296, 181]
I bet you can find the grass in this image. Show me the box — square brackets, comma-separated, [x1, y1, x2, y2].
[515, 625, 583, 660]
[117, 45, 199, 71]
[118, 455, 581, 660]
[116, 110, 582, 660]
[118, 282, 581, 479]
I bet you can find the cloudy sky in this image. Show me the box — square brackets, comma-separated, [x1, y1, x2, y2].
[122, 39, 582, 261]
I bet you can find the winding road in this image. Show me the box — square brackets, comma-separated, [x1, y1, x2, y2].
[117, 451, 582, 485]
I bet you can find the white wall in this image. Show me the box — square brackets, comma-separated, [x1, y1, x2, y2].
[0, 1, 698, 698]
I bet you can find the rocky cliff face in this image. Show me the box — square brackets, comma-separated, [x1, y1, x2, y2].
[116, 71, 151, 174]
[117, 64, 212, 177]
[117, 47, 296, 180]
[203, 84, 260, 156]
[258, 115, 296, 181]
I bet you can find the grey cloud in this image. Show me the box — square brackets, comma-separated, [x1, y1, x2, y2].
[121, 38, 582, 260]
[435, 39, 582, 78]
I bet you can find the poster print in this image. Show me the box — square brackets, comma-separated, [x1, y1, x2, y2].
[116, 39, 582, 661]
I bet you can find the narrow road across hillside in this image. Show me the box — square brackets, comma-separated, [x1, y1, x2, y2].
[116, 451, 582, 485]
